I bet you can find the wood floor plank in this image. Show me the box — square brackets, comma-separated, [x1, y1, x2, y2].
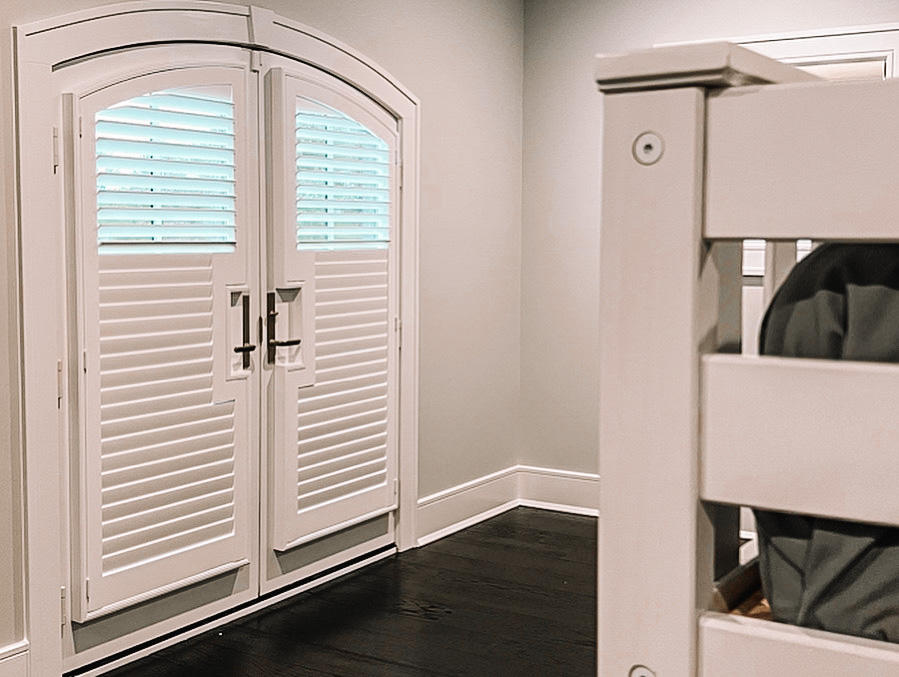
[99, 507, 597, 676]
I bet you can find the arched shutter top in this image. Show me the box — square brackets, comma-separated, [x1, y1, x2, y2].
[95, 85, 237, 250]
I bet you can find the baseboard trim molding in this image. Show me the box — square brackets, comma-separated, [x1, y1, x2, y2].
[517, 499, 598, 517]
[416, 465, 599, 545]
[417, 500, 519, 547]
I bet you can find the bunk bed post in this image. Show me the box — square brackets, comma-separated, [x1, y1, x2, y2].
[597, 85, 713, 676]
[595, 43, 820, 677]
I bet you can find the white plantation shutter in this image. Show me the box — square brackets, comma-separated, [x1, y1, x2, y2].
[295, 100, 391, 249]
[269, 75, 397, 551]
[96, 254, 240, 577]
[295, 249, 391, 523]
[75, 72, 252, 620]
[95, 87, 236, 248]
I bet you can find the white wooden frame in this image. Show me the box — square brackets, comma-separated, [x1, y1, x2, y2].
[596, 42, 899, 676]
[14, 4, 419, 675]
[71, 63, 257, 623]
[264, 58, 400, 556]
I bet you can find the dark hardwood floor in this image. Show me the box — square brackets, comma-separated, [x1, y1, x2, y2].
[101, 508, 597, 676]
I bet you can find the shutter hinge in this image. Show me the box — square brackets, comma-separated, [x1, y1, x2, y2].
[393, 478, 398, 499]
[83, 350, 87, 374]
[394, 316, 402, 350]
[60, 586, 67, 625]
[251, 51, 264, 73]
[52, 127, 59, 174]
[78, 116, 83, 139]
[85, 578, 90, 603]
[56, 359, 63, 409]
[396, 157, 403, 191]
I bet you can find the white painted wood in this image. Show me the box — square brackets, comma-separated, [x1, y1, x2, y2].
[418, 500, 519, 547]
[597, 34, 899, 677]
[762, 241, 797, 304]
[597, 86, 714, 677]
[741, 285, 764, 356]
[0, 651, 28, 677]
[17, 2, 250, 68]
[0, 644, 27, 666]
[702, 355, 899, 526]
[416, 467, 518, 545]
[596, 42, 818, 93]
[252, 8, 419, 110]
[517, 466, 599, 516]
[699, 612, 899, 676]
[15, 57, 66, 677]
[16, 4, 420, 670]
[706, 77, 899, 241]
[741, 25, 899, 80]
[416, 465, 600, 545]
[265, 61, 399, 553]
[71, 65, 257, 622]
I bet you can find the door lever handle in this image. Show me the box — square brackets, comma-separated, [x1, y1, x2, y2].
[233, 294, 255, 369]
[267, 291, 302, 363]
[268, 338, 301, 347]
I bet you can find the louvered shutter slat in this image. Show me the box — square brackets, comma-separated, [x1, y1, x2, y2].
[298, 394, 387, 428]
[99, 174, 234, 196]
[101, 518, 234, 575]
[96, 88, 236, 245]
[102, 429, 232, 471]
[291, 248, 391, 523]
[295, 104, 390, 250]
[102, 486, 233, 540]
[103, 444, 233, 486]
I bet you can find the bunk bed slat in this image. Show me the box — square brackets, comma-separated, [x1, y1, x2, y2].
[699, 612, 899, 676]
[701, 354, 899, 526]
[706, 77, 899, 241]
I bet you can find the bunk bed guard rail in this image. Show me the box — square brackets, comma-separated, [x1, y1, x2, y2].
[595, 42, 899, 677]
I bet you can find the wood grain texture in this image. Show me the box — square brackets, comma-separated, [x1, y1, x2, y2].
[98, 508, 596, 676]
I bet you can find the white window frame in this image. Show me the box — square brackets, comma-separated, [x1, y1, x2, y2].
[14, 4, 419, 675]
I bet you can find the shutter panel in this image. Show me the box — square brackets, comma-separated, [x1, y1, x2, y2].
[269, 74, 397, 551]
[296, 250, 390, 516]
[75, 73, 252, 621]
[98, 254, 239, 575]
[295, 101, 391, 248]
[96, 87, 236, 247]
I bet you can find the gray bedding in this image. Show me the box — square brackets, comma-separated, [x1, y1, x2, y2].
[755, 243, 899, 643]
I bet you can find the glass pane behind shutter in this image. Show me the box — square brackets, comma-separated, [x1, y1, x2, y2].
[95, 85, 236, 250]
[295, 98, 390, 250]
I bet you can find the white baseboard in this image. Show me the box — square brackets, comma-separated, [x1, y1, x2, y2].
[416, 465, 599, 546]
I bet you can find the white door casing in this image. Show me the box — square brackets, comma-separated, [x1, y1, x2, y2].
[16, 5, 420, 673]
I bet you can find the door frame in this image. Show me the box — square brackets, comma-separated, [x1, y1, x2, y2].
[14, 4, 419, 675]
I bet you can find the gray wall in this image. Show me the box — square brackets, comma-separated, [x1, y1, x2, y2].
[6, 1, 899, 589]
[0, 0, 524, 511]
[520, 0, 899, 474]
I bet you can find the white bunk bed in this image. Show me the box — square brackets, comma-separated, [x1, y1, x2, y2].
[595, 42, 899, 676]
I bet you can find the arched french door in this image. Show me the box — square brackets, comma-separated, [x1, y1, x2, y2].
[16, 8, 418, 672]
[64, 48, 400, 621]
